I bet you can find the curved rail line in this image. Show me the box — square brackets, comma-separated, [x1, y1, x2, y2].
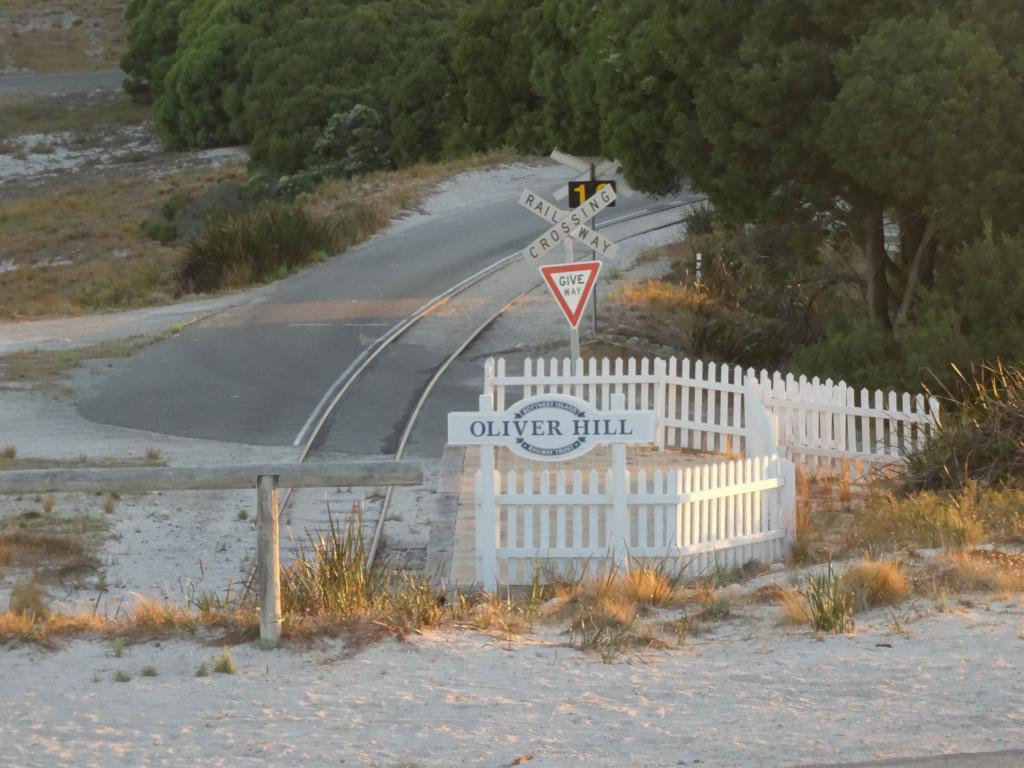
[284, 197, 708, 565]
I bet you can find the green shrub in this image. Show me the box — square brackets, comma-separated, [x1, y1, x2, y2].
[212, 648, 236, 675]
[799, 563, 854, 633]
[140, 217, 177, 245]
[179, 202, 340, 293]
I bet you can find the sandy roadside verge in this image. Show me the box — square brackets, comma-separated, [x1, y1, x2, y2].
[2, 600, 1022, 767]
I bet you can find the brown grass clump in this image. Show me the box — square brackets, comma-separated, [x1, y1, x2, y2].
[460, 592, 533, 639]
[850, 484, 1024, 552]
[8, 581, 50, 619]
[544, 564, 681, 661]
[925, 552, 1024, 596]
[840, 560, 909, 611]
[1, 446, 15, 460]
[0, 0, 126, 73]
[0, 529, 100, 581]
[778, 588, 811, 626]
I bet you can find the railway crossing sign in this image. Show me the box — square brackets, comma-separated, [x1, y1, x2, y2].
[540, 261, 602, 328]
[517, 189, 618, 260]
[518, 184, 617, 260]
[550, 149, 635, 203]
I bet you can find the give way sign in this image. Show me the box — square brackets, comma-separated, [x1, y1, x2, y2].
[540, 261, 602, 328]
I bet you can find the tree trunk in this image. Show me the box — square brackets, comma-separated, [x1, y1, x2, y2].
[919, 239, 938, 288]
[863, 209, 892, 331]
[895, 219, 935, 326]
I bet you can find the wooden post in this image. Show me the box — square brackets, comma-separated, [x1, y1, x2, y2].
[257, 474, 282, 649]
[610, 392, 629, 569]
[476, 394, 498, 591]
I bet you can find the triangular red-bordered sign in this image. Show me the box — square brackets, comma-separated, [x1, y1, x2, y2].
[539, 261, 602, 328]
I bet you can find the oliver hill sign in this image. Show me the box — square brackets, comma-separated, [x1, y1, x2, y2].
[448, 393, 654, 461]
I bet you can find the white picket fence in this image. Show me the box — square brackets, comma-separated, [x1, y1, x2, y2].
[482, 454, 795, 585]
[484, 356, 940, 475]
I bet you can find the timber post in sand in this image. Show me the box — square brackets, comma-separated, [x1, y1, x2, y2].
[257, 474, 283, 649]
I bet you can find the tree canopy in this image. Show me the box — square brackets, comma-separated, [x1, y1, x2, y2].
[123, 0, 1024, 330]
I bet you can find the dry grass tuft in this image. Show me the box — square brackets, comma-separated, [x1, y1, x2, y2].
[924, 552, 1024, 595]
[841, 560, 910, 611]
[778, 588, 811, 626]
[782, 563, 854, 633]
[1, 446, 16, 460]
[8, 580, 50, 619]
[0, 528, 101, 580]
[850, 484, 1024, 552]
[460, 591, 533, 639]
[751, 583, 789, 604]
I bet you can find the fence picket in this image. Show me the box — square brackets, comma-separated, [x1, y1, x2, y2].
[680, 358, 692, 449]
[588, 470, 600, 549]
[571, 470, 582, 550]
[637, 469, 648, 549]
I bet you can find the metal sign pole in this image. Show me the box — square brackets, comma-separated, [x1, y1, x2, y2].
[566, 236, 580, 374]
[590, 163, 599, 334]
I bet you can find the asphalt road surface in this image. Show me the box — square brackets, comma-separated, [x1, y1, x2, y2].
[800, 750, 1024, 768]
[79, 169, 694, 454]
[0, 69, 125, 94]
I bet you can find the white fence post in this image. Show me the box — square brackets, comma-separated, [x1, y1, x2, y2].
[769, 455, 798, 544]
[653, 358, 667, 450]
[475, 393, 498, 591]
[743, 379, 779, 459]
[610, 392, 629, 568]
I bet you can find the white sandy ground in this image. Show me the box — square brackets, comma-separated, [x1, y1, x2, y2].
[2, 163, 1023, 765]
[1, 600, 1022, 767]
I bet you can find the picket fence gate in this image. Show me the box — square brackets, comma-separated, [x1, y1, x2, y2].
[484, 356, 940, 476]
[481, 453, 795, 586]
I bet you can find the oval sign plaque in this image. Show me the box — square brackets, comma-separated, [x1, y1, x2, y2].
[448, 393, 654, 462]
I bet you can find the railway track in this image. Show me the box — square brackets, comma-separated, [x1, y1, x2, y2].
[284, 197, 707, 568]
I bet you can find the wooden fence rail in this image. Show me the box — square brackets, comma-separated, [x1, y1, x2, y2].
[0, 459, 424, 648]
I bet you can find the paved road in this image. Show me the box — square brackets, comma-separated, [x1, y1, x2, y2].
[79, 167, 691, 453]
[0, 69, 125, 94]
[799, 750, 1024, 768]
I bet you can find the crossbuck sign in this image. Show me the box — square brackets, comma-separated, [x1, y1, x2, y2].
[448, 393, 653, 461]
[518, 185, 618, 260]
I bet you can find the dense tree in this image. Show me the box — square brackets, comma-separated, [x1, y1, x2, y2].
[449, 0, 546, 152]
[125, 0, 466, 174]
[121, 0, 198, 100]
[587, 0, 1024, 330]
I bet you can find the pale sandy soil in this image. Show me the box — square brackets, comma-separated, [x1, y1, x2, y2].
[2, 600, 1023, 767]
